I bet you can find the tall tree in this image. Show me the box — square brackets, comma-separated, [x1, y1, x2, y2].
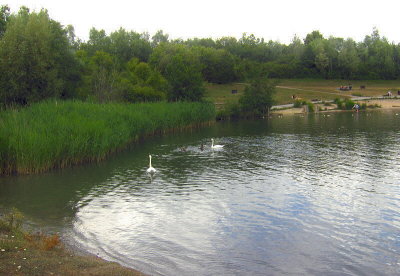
[150, 44, 204, 101]
[0, 4, 10, 38]
[151, 30, 169, 47]
[0, 8, 79, 106]
[338, 38, 360, 79]
[194, 46, 237, 83]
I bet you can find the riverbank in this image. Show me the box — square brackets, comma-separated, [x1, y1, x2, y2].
[0, 210, 146, 275]
[271, 98, 400, 115]
[0, 100, 216, 175]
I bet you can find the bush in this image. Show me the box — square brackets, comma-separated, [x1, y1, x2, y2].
[293, 99, 303, 108]
[334, 98, 356, 110]
[333, 98, 342, 109]
[344, 99, 355, 110]
[239, 77, 276, 116]
[306, 102, 315, 112]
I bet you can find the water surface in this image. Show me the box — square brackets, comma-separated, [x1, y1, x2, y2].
[1, 111, 400, 275]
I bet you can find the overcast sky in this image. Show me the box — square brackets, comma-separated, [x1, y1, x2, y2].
[5, 0, 400, 44]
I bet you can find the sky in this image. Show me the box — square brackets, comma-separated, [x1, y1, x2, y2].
[4, 0, 400, 44]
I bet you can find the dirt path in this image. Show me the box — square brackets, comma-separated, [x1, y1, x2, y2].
[276, 86, 345, 97]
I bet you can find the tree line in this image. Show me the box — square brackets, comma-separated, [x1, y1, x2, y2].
[1, 5, 400, 107]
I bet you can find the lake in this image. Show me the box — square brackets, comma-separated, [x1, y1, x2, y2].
[1, 110, 400, 275]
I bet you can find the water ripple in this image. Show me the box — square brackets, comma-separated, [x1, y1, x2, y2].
[31, 112, 400, 275]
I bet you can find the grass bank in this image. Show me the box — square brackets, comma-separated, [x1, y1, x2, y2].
[0, 100, 215, 175]
[205, 79, 400, 107]
[0, 209, 145, 275]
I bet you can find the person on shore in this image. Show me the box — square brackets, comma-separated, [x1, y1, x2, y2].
[352, 103, 360, 112]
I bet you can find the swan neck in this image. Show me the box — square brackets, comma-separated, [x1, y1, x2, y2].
[149, 155, 152, 167]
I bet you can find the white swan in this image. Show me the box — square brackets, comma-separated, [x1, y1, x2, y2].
[211, 138, 224, 149]
[146, 155, 156, 173]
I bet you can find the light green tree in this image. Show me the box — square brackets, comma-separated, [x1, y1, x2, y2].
[338, 38, 360, 79]
[118, 58, 168, 102]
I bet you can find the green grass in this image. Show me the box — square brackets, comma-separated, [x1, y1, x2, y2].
[204, 83, 246, 109]
[205, 79, 400, 107]
[0, 100, 215, 175]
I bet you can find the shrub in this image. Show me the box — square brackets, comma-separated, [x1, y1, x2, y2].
[306, 102, 315, 112]
[334, 98, 355, 110]
[344, 99, 355, 110]
[293, 99, 303, 108]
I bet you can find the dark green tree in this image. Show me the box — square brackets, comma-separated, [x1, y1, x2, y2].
[0, 5, 10, 38]
[151, 30, 169, 47]
[194, 46, 237, 83]
[0, 8, 79, 106]
[304, 30, 324, 45]
[239, 78, 277, 116]
[150, 44, 204, 101]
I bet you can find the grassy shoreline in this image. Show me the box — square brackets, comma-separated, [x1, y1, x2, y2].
[0, 100, 216, 175]
[0, 209, 146, 275]
[205, 79, 400, 107]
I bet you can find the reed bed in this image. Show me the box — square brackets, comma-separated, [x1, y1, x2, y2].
[0, 100, 215, 175]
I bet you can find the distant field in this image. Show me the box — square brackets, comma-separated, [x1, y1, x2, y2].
[205, 79, 400, 107]
[204, 83, 245, 109]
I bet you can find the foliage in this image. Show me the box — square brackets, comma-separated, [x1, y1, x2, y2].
[2, 5, 400, 107]
[0, 100, 215, 174]
[0, 8, 79, 106]
[0, 4, 10, 38]
[80, 27, 152, 66]
[306, 101, 315, 112]
[239, 78, 277, 115]
[293, 99, 305, 108]
[334, 98, 356, 110]
[216, 101, 241, 120]
[194, 46, 237, 83]
[118, 59, 169, 103]
[292, 99, 314, 111]
[150, 43, 205, 101]
[87, 51, 119, 102]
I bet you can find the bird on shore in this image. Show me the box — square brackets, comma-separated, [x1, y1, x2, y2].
[146, 155, 156, 174]
[211, 138, 224, 149]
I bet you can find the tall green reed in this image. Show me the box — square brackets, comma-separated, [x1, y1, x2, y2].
[0, 100, 215, 174]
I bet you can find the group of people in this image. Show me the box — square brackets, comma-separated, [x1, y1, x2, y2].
[339, 84, 352, 91]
